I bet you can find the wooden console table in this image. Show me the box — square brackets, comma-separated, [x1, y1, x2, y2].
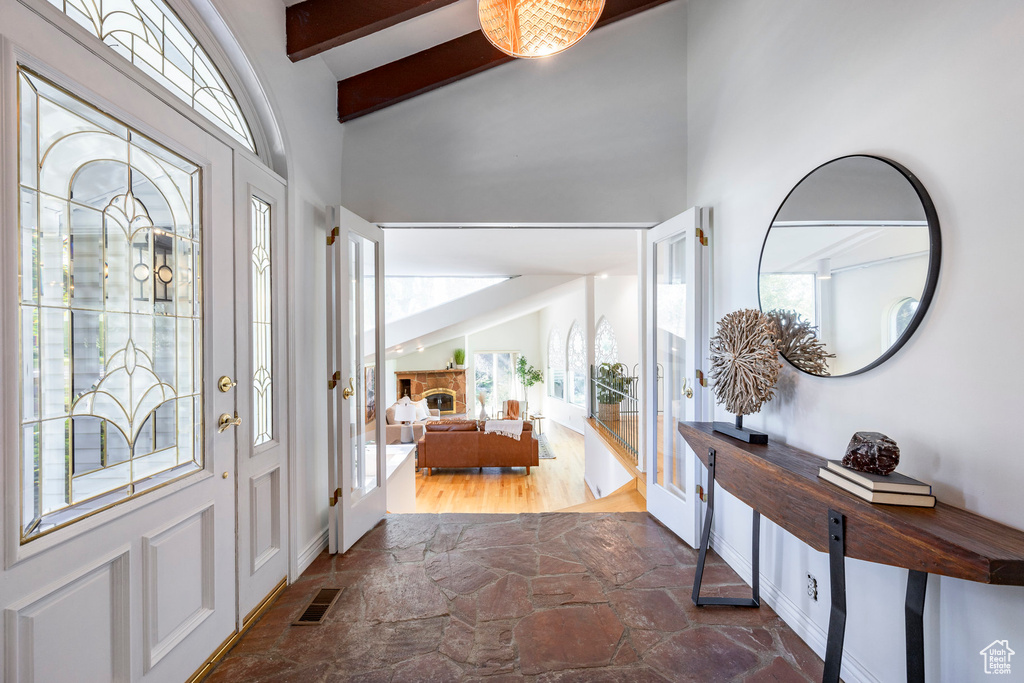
[678, 422, 1024, 683]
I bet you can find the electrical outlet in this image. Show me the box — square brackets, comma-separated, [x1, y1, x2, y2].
[806, 574, 818, 601]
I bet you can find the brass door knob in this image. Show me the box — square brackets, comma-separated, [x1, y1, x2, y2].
[218, 375, 237, 393]
[218, 412, 242, 433]
[342, 377, 356, 400]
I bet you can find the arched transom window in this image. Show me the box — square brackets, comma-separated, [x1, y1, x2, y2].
[594, 316, 618, 365]
[547, 327, 564, 399]
[548, 327, 565, 370]
[567, 322, 586, 372]
[46, 0, 257, 152]
[566, 321, 586, 406]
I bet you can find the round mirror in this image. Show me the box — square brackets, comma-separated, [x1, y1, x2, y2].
[758, 155, 941, 377]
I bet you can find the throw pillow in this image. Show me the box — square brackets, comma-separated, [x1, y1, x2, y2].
[414, 398, 430, 421]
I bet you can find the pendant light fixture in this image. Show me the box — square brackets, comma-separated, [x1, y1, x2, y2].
[478, 0, 606, 59]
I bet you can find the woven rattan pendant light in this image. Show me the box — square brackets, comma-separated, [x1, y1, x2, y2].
[478, 0, 606, 59]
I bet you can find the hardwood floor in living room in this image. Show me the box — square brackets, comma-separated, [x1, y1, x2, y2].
[413, 420, 593, 513]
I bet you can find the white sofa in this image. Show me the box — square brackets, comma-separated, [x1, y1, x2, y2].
[384, 399, 440, 444]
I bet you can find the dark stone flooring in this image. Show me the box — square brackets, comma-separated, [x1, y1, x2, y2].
[206, 513, 826, 682]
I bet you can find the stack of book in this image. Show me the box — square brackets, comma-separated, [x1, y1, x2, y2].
[818, 460, 935, 508]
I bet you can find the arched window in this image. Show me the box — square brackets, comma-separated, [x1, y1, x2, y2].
[594, 316, 618, 365]
[547, 327, 565, 399]
[566, 322, 586, 406]
[888, 297, 919, 346]
[45, 0, 257, 152]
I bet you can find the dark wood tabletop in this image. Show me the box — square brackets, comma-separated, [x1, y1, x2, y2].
[679, 422, 1024, 585]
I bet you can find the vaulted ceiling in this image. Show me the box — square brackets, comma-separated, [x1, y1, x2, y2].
[285, 0, 674, 122]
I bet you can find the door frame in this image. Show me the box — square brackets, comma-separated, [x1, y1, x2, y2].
[640, 207, 713, 548]
[326, 206, 387, 554]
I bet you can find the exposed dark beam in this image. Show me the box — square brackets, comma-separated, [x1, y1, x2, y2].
[287, 0, 461, 62]
[337, 0, 675, 122]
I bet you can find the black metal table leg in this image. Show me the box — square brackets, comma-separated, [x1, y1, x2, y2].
[906, 570, 928, 683]
[823, 509, 846, 683]
[691, 447, 761, 608]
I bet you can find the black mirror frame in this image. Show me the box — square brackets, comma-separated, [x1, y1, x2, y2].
[757, 154, 942, 378]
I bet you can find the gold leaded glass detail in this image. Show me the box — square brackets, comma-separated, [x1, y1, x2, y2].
[251, 196, 272, 446]
[45, 0, 256, 152]
[18, 67, 203, 540]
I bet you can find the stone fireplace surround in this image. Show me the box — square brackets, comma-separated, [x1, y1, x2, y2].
[396, 369, 467, 415]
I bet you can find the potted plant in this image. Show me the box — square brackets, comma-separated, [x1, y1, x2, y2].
[515, 356, 544, 406]
[595, 362, 628, 423]
[453, 348, 466, 369]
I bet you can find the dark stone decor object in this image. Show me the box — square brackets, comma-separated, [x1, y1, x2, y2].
[843, 432, 900, 475]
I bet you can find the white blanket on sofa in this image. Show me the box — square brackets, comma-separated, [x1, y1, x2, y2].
[484, 419, 524, 441]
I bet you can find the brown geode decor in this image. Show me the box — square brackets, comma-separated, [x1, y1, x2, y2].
[708, 308, 782, 444]
[768, 309, 835, 376]
[843, 432, 901, 475]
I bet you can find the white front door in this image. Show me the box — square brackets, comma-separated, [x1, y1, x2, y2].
[233, 156, 289, 625]
[326, 207, 386, 554]
[642, 207, 712, 548]
[2, 26, 238, 683]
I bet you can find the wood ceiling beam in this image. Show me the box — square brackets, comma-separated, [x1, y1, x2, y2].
[337, 0, 675, 123]
[287, 0, 462, 62]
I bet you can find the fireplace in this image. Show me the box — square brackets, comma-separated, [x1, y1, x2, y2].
[395, 369, 467, 414]
[423, 388, 456, 415]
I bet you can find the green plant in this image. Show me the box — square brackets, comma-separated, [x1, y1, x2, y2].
[595, 362, 629, 404]
[453, 348, 466, 365]
[515, 356, 544, 399]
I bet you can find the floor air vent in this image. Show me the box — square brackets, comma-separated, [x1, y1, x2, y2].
[292, 588, 343, 625]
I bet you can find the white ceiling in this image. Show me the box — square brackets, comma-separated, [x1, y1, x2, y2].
[285, 0, 481, 81]
[384, 228, 639, 276]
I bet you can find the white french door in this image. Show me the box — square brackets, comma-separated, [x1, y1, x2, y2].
[233, 156, 289, 625]
[643, 207, 712, 548]
[2, 24, 238, 683]
[326, 206, 386, 554]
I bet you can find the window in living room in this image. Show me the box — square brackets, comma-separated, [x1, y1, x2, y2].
[567, 322, 586, 407]
[547, 327, 565, 400]
[595, 316, 618, 365]
[385, 276, 509, 322]
[474, 351, 516, 418]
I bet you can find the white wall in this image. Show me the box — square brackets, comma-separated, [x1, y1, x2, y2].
[211, 0, 344, 575]
[539, 284, 588, 433]
[584, 422, 633, 499]
[337, 1, 687, 224]
[688, 1, 1024, 680]
[595, 274, 640, 371]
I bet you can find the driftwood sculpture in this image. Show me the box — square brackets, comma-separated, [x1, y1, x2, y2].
[708, 309, 781, 416]
[768, 309, 835, 376]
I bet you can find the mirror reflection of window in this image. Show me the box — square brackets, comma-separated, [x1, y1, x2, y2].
[888, 297, 919, 347]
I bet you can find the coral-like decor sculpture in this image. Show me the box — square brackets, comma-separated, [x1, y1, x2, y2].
[768, 309, 835, 376]
[708, 309, 782, 417]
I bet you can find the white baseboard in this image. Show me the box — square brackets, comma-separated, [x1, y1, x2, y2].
[297, 527, 329, 576]
[709, 530, 881, 683]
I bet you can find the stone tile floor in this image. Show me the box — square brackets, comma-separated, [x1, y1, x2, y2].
[206, 513, 827, 682]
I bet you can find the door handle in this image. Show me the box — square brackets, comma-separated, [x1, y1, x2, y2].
[682, 378, 694, 399]
[218, 412, 242, 433]
[342, 377, 356, 400]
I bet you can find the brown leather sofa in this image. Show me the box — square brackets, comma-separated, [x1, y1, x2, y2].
[418, 421, 539, 475]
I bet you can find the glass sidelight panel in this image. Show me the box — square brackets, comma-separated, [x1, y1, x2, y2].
[349, 235, 379, 497]
[655, 235, 688, 492]
[251, 196, 273, 446]
[17, 68, 203, 540]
